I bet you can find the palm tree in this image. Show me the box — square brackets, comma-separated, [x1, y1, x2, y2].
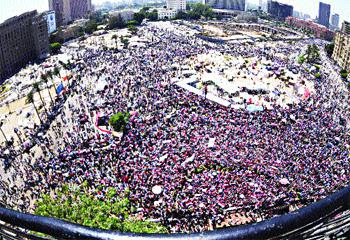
[32, 82, 48, 116]
[47, 69, 56, 90]
[53, 66, 64, 92]
[26, 91, 42, 124]
[53, 66, 60, 78]
[41, 74, 54, 106]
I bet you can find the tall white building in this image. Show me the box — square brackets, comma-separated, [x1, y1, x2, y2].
[167, 0, 186, 12]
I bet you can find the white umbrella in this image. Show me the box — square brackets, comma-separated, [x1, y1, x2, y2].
[279, 178, 290, 185]
[152, 185, 163, 195]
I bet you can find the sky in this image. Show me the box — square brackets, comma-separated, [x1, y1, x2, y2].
[0, 0, 349, 24]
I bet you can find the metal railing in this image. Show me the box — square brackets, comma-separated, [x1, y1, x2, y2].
[0, 185, 348, 240]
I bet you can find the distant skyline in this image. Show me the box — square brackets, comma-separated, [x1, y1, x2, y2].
[0, 0, 349, 24]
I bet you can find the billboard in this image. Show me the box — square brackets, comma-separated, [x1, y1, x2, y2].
[46, 11, 57, 34]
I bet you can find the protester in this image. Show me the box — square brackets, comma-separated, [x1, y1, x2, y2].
[0, 22, 349, 233]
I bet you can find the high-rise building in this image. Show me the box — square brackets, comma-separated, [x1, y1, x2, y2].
[48, 0, 92, 26]
[70, 0, 92, 20]
[318, 2, 330, 28]
[267, 1, 293, 20]
[331, 14, 339, 29]
[203, 0, 245, 11]
[167, 0, 186, 11]
[49, 0, 64, 27]
[0, 11, 49, 82]
[332, 31, 350, 71]
[341, 21, 350, 34]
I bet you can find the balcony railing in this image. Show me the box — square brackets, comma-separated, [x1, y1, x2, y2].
[0, 185, 349, 240]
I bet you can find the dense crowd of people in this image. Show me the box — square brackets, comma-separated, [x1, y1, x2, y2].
[1, 22, 350, 233]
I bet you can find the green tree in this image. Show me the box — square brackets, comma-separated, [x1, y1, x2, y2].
[109, 112, 130, 132]
[325, 43, 334, 57]
[306, 44, 320, 64]
[26, 91, 42, 124]
[128, 24, 138, 34]
[175, 11, 188, 20]
[133, 12, 146, 25]
[34, 184, 167, 233]
[314, 72, 321, 79]
[120, 37, 129, 49]
[50, 42, 62, 54]
[146, 10, 158, 21]
[85, 20, 98, 34]
[108, 14, 126, 29]
[340, 69, 348, 79]
[187, 10, 201, 20]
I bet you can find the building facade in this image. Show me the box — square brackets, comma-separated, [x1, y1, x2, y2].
[49, 0, 92, 26]
[331, 14, 339, 29]
[203, 0, 245, 11]
[157, 9, 177, 20]
[70, 0, 92, 20]
[318, 2, 330, 28]
[332, 31, 350, 71]
[109, 9, 136, 22]
[342, 21, 350, 34]
[286, 16, 334, 41]
[167, 0, 186, 12]
[0, 11, 49, 82]
[267, 1, 293, 20]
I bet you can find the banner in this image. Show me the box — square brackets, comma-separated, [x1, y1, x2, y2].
[56, 83, 64, 94]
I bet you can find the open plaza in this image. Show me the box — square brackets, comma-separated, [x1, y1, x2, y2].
[0, 20, 349, 233]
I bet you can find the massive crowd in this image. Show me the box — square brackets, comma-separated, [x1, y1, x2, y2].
[1, 22, 350, 233]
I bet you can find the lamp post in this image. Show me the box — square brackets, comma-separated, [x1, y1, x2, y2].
[0, 121, 8, 145]
[14, 128, 23, 145]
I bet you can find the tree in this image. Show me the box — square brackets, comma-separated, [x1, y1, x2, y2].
[340, 69, 348, 79]
[133, 12, 146, 25]
[41, 74, 54, 106]
[325, 43, 334, 57]
[50, 42, 62, 54]
[146, 10, 158, 21]
[306, 44, 320, 64]
[26, 91, 42, 124]
[187, 10, 201, 20]
[33, 82, 48, 116]
[121, 37, 129, 49]
[53, 66, 61, 77]
[85, 20, 98, 34]
[34, 184, 167, 233]
[128, 24, 138, 34]
[314, 72, 321, 79]
[109, 112, 130, 132]
[175, 11, 188, 20]
[108, 14, 126, 29]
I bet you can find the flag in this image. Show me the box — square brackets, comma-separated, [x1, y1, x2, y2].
[63, 76, 68, 81]
[56, 83, 64, 94]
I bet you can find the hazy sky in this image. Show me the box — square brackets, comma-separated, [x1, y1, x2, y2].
[0, 0, 349, 24]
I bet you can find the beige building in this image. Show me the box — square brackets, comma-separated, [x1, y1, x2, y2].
[332, 31, 350, 71]
[0, 10, 49, 82]
[167, 0, 186, 12]
[341, 21, 350, 35]
[157, 9, 177, 20]
[109, 9, 136, 22]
